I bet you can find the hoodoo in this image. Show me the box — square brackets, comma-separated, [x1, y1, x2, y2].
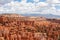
[0, 14, 59, 40]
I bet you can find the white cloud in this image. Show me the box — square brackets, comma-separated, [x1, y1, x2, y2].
[0, 0, 14, 5]
[0, 0, 49, 14]
[52, 0, 60, 3]
[21, 0, 27, 3]
[0, 0, 60, 15]
[37, 2, 48, 6]
[34, 0, 39, 2]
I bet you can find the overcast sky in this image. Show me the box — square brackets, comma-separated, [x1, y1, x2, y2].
[0, 0, 60, 15]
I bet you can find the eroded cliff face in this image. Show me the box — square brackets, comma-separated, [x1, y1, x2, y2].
[0, 14, 60, 40]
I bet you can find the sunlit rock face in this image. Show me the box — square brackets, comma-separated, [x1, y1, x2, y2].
[0, 14, 60, 40]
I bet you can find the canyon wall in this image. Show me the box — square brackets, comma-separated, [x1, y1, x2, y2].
[0, 14, 60, 40]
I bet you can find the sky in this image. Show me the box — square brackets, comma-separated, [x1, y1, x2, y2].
[0, 0, 60, 15]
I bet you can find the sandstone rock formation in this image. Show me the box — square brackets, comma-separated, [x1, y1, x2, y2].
[0, 14, 60, 40]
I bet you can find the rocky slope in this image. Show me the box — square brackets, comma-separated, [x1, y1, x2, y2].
[0, 14, 60, 40]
